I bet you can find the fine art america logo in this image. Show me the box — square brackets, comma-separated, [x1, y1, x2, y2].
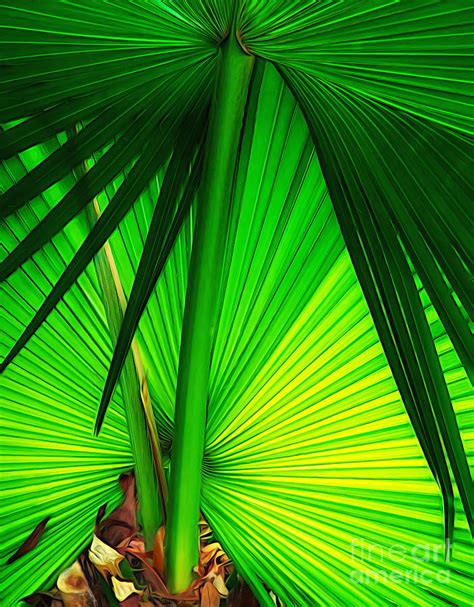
[349, 539, 452, 586]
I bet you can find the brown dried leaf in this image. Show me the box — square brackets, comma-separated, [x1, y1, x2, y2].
[212, 574, 228, 598]
[120, 596, 142, 607]
[200, 582, 220, 607]
[95, 504, 108, 527]
[57, 561, 96, 607]
[200, 543, 222, 568]
[7, 516, 50, 564]
[57, 562, 89, 595]
[111, 577, 141, 602]
[89, 535, 124, 578]
[100, 473, 137, 546]
[152, 525, 165, 576]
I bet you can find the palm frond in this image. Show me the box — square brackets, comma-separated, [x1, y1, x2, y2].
[275, 63, 473, 541]
[242, 0, 473, 133]
[239, 0, 473, 540]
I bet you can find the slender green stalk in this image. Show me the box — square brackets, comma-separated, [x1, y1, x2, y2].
[83, 183, 163, 550]
[165, 32, 255, 593]
[95, 229, 168, 522]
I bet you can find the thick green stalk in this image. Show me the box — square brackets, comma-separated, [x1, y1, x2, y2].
[165, 33, 255, 593]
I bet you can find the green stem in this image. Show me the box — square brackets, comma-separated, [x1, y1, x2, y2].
[69, 125, 165, 549]
[165, 32, 255, 593]
[85, 199, 162, 551]
[68, 125, 167, 550]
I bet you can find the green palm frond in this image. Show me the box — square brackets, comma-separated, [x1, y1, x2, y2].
[1, 1, 472, 606]
[242, 1, 472, 133]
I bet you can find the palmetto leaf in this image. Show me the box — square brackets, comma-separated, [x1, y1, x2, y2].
[0, 1, 217, 118]
[0, 115, 192, 372]
[242, 0, 473, 133]
[247, 0, 474, 544]
[1, 2, 473, 606]
[277, 66, 473, 537]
